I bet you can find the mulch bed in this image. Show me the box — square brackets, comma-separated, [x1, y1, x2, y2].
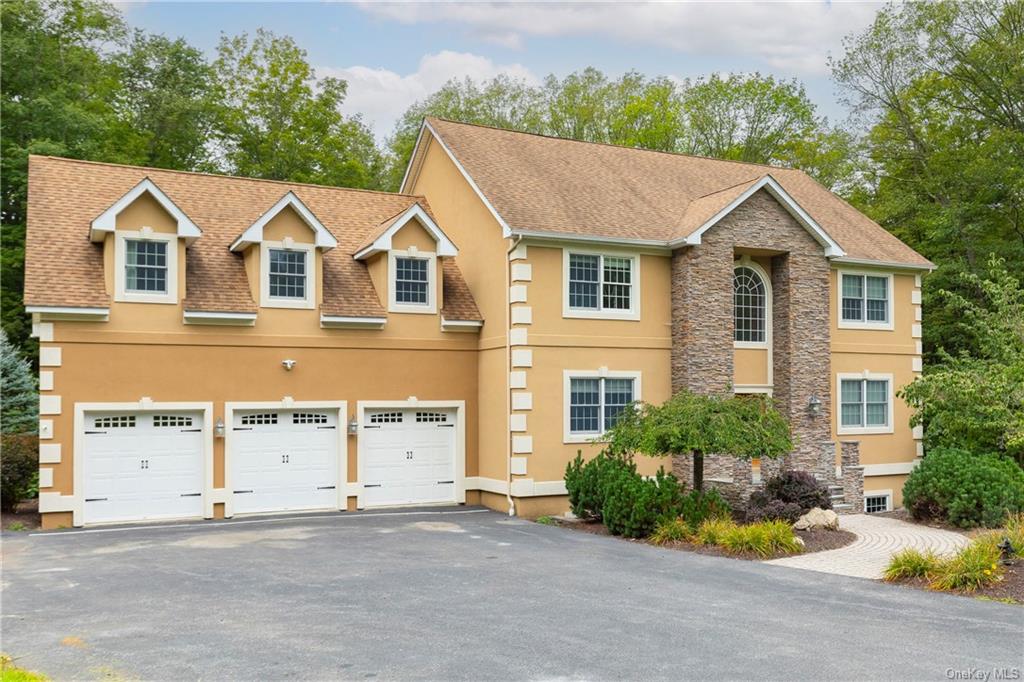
[888, 562, 1024, 605]
[1, 498, 41, 531]
[875, 508, 976, 536]
[553, 518, 856, 561]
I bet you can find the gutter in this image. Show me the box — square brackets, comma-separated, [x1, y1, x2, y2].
[504, 235, 523, 517]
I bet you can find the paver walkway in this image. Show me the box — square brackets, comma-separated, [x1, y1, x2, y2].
[765, 513, 970, 579]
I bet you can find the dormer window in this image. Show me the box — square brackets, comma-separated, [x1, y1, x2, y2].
[268, 248, 307, 300]
[388, 248, 436, 313]
[114, 229, 178, 304]
[125, 239, 168, 294]
[394, 256, 429, 305]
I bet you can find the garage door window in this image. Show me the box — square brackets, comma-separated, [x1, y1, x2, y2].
[241, 412, 278, 426]
[415, 412, 448, 423]
[292, 412, 328, 424]
[153, 415, 194, 427]
[370, 412, 403, 424]
[94, 415, 136, 429]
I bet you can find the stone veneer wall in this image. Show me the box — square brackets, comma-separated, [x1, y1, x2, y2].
[670, 189, 845, 507]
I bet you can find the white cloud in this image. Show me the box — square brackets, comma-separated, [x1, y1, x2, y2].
[323, 51, 538, 140]
[355, 1, 881, 76]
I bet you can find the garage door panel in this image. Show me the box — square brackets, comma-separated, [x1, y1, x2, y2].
[83, 411, 204, 524]
[361, 408, 457, 507]
[231, 409, 340, 515]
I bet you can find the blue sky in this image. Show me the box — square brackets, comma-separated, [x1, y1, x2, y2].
[121, 1, 885, 140]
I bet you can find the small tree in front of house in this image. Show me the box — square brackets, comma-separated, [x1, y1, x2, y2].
[604, 390, 792, 491]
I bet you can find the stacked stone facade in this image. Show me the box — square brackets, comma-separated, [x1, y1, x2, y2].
[669, 188, 863, 512]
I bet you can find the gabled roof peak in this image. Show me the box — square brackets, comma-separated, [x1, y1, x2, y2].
[229, 191, 338, 252]
[353, 202, 458, 260]
[90, 177, 202, 244]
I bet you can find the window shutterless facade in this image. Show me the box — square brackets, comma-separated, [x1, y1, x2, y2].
[733, 265, 768, 345]
[268, 249, 307, 300]
[837, 373, 894, 435]
[114, 231, 178, 304]
[259, 241, 316, 309]
[838, 271, 894, 330]
[563, 250, 639, 320]
[563, 370, 641, 442]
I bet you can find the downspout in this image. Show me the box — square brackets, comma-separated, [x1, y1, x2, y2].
[505, 234, 523, 516]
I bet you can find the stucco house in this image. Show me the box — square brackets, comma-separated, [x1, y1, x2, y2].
[24, 118, 931, 529]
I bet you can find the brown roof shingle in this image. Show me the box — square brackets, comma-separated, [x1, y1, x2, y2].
[25, 156, 481, 320]
[425, 118, 932, 268]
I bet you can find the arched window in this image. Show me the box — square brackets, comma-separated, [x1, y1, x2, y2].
[734, 265, 767, 344]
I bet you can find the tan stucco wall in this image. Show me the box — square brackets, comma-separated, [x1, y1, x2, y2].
[863, 474, 909, 508]
[734, 348, 769, 386]
[829, 270, 921, 478]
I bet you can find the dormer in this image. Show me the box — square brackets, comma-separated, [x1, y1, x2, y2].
[229, 192, 337, 310]
[91, 178, 201, 305]
[354, 203, 457, 316]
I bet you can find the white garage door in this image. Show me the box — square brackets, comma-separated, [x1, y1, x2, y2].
[82, 411, 204, 524]
[231, 409, 340, 514]
[361, 409, 456, 507]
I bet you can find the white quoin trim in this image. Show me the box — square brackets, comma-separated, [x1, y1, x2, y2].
[230, 192, 337, 252]
[91, 178, 202, 244]
[352, 203, 458, 260]
[671, 175, 846, 258]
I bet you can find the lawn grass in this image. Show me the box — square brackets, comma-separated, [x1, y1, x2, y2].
[1, 655, 47, 682]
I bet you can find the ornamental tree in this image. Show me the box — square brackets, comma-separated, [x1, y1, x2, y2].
[604, 390, 792, 491]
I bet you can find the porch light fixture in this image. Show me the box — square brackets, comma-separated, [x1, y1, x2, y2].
[808, 394, 822, 416]
[347, 417, 359, 434]
[214, 417, 226, 438]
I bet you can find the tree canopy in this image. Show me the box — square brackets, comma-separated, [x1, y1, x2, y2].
[604, 391, 793, 491]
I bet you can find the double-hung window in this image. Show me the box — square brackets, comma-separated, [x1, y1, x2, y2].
[394, 256, 429, 305]
[268, 249, 307, 300]
[566, 373, 639, 440]
[125, 239, 168, 294]
[840, 272, 892, 328]
[838, 375, 892, 433]
[565, 252, 637, 319]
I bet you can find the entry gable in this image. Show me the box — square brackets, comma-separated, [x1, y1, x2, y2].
[90, 178, 201, 244]
[672, 174, 846, 257]
[353, 202, 457, 260]
[229, 191, 338, 252]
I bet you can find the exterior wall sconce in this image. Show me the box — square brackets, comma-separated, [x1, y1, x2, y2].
[282, 359, 297, 371]
[808, 394, 822, 416]
[214, 417, 226, 438]
[347, 417, 359, 434]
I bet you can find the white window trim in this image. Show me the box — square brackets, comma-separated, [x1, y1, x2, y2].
[260, 240, 316, 310]
[836, 371, 895, 435]
[114, 230, 178, 304]
[562, 249, 641, 321]
[563, 369, 642, 444]
[388, 248, 437, 314]
[733, 258, 772, 350]
[864, 489, 894, 513]
[837, 269, 895, 331]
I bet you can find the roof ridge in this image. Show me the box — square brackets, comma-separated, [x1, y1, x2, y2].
[690, 174, 765, 200]
[427, 117, 802, 172]
[30, 155, 424, 200]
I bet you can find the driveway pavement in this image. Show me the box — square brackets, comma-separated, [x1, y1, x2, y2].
[766, 514, 972, 579]
[1, 508, 1021, 681]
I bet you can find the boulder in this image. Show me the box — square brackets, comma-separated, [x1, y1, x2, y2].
[793, 507, 839, 531]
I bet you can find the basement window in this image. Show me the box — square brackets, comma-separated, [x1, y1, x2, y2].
[864, 494, 891, 514]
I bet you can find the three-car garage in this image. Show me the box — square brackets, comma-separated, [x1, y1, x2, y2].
[73, 400, 464, 526]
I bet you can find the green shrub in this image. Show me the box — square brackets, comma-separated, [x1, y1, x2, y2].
[679, 488, 731, 530]
[902, 447, 1024, 528]
[1, 434, 38, 513]
[929, 539, 1004, 592]
[884, 548, 941, 581]
[1004, 512, 1024, 557]
[650, 517, 691, 545]
[694, 517, 736, 545]
[602, 468, 685, 539]
[720, 520, 802, 557]
[564, 450, 636, 521]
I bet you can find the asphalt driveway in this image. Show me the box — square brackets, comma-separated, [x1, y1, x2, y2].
[1, 508, 1021, 681]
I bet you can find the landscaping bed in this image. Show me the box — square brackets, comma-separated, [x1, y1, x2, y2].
[890, 562, 1024, 605]
[552, 517, 856, 561]
[1, 498, 40, 532]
